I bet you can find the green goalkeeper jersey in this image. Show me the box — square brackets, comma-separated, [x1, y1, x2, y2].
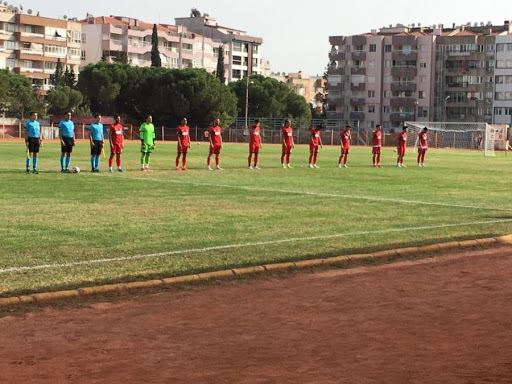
[140, 122, 155, 145]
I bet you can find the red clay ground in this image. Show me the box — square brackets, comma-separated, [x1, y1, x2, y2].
[1, 247, 512, 384]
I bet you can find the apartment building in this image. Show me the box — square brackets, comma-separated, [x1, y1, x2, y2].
[175, 11, 263, 82]
[328, 22, 512, 129]
[81, 15, 221, 73]
[494, 33, 512, 125]
[0, 5, 81, 93]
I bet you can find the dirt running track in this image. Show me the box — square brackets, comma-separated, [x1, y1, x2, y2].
[1, 247, 512, 384]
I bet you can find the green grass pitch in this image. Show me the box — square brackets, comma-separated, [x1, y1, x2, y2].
[1, 140, 512, 296]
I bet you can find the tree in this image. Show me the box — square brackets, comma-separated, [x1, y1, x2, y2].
[46, 86, 83, 115]
[63, 66, 77, 88]
[0, 69, 42, 118]
[216, 45, 225, 84]
[151, 24, 161, 67]
[229, 74, 312, 121]
[78, 62, 237, 127]
[49, 58, 64, 87]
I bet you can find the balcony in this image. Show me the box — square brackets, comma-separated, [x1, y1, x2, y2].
[349, 111, 365, 122]
[390, 97, 417, 108]
[391, 66, 417, 77]
[329, 50, 345, 62]
[447, 99, 478, 107]
[391, 82, 417, 92]
[351, 66, 366, 75]
[445, 82, 480, 92]
[327, 66, 344, 75]
[392, 51, 417, 61]
[351, 51, 366, 61]
[350, 83, 366, 92]
[350, 98, 366, 107]
[390, 112, 415, 122]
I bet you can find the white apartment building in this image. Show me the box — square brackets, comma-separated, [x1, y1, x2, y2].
[175, 12, 263, 82]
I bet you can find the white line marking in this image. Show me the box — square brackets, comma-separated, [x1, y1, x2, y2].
[1, 219, 511, 275]
[124, 176, 512, 213]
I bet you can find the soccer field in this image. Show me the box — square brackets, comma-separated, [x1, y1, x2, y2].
[1, 140, 512, 296]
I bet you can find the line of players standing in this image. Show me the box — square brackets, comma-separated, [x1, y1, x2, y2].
[22, 111, 429, 174]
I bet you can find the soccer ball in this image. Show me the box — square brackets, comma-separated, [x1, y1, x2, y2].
[72, 166, 81, 174]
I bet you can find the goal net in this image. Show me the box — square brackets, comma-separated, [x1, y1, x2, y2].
[404, 122, 495, 156]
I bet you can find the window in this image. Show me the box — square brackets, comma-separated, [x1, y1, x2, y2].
[81, 51, 86, 61]
[23, 25, 36, 34]
[68, 31, 81, 44]
[354, 45, 364, 51]
[232, 69, 241, 79]
[5, 23, 16, 32]
[44, 61, 57, 70]
[81, 33, 86, 44]
[22, 42, 31, 50]
[420, 62, 427, 68]
[5, 58, 15, 68]
[495, 92, 512, 100]
[233, 55, 242, 66]
[252, 58, 258, 67]
[232, 42, 242, 51]
[369, 44, 377, 52]
[193, 59, 201, 68]
[383, 91, 388, 98]
[385, 45, 392, 53]
[4, 40, 17, 50]
[68, 48, 81, 58]
[169, 57, 178, 68]
[497, 60, 512, 69]
[368, 90, 375, 98]
[419, 91, 424, 99]
[252, 45, 259, 54]
[383, 106, 390, 113]
[368, 105, 375, 113]
[496, 75, 512, 84]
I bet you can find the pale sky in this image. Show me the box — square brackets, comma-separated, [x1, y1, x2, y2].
[13, 0, 512, 75]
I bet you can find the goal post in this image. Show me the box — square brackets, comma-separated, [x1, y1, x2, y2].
[404, 122, 496, 156]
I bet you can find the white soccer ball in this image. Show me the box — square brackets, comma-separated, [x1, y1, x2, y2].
[72, 166, 81, 174]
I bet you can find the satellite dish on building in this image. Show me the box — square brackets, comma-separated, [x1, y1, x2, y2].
[63, 15, 67, 19]
[27, 8, 32, 14]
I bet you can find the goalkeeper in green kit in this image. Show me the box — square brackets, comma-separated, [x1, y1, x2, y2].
[140, 114, 156, 171]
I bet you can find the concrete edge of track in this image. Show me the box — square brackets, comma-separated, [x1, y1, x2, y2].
[1, 236, 510, 308]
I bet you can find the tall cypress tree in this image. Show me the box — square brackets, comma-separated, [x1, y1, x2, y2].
[151, 24, 162, 67]
[50, 58, 64, 86]
[216, 45, 225, 84]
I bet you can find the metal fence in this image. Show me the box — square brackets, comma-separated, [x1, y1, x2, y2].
[1, 120, 405, 147]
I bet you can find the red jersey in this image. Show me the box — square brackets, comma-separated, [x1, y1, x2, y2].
[110, 123, 124, 145]
[372, 129, 382, 147]
[208, 125, 223, 146]
[249, 125, 261, 145]
[177, 125, 190, 146]
[418, 132, 428, 149]
[282, 126, 294, 146]
[398, 132, 407, 147]
[341, 129, 351, 148]
[310, 128, 321, 146]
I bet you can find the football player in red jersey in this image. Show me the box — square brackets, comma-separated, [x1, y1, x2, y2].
[281, 119, 295, 168]
[308, 124, 323, 168]
[372, 124, 383, 167]
[207, 118, 223, 170]
[338, 125, 351, 168]
[417, 127, 428, 167]
[397, 126, 408, 168]
[109, 115, 124, 172]
[248, 120, 262, 169]
[176, 117, 191, 171]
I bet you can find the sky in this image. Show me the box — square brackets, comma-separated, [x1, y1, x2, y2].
[11, 0, 512, 75]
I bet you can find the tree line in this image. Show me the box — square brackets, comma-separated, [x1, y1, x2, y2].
[1, 61, 312, 127]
